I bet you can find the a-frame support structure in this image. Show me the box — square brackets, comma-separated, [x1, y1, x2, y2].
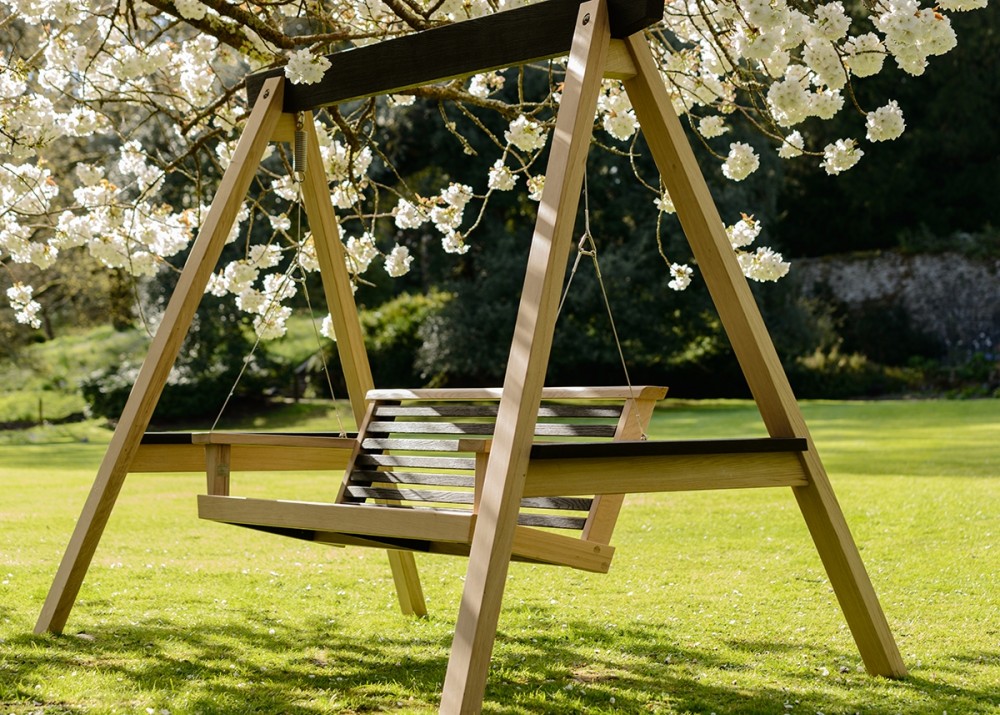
[37, 0, 906, 712]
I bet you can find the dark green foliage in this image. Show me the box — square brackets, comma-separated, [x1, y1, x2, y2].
[362, 290, 451, 387]
[81, 297, 273, 423]
[774, 3, 1000, 257]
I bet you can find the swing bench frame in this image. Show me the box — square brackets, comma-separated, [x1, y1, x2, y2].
[36, 0, 907, 711]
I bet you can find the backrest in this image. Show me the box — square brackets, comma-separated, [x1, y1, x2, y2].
[338, 386, 666, 536]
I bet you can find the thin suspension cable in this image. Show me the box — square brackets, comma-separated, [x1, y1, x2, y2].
[556, 171, 647, 439]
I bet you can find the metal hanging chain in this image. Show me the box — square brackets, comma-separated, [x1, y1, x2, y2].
[555, 172, 647, 439]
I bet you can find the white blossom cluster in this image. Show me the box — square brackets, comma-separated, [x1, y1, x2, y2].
[0, 0, 986, 337]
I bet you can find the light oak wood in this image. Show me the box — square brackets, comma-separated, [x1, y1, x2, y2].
[441, 3, 612, 711]
[129, 443, 353, 473]
[623, 34, 905, 679]
[204, 444, 231, 496]
[583, 393, 660, 543]
[603, 39, 637, 80]
[35, 77, 286, 636]
[300, 112, 427, 616]
[199, 495, 474, 543]
[524, 451, 808, 497]
[510, 526, 614, 573]
[191, 432, 358, 448]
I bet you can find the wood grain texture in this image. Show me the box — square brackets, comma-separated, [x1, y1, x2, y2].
[245, 0, 661, 112]
[35, 78, 286, 636]
[623, 35, 906, 679]
[129, 444, 353, 472]
[199, 495, 474, 543]
[524, 451, 808, 497]
[511, 526, 614, 573]
[191, 432, 358, 448]
[440, 3, 612, 711]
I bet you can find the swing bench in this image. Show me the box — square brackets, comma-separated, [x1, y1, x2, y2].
[37, 0, 907, 711]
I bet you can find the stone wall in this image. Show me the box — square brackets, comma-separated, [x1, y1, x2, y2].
[794, 252, 1000, 356]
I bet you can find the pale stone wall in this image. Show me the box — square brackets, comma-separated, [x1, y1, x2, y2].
[794, 252, 1000, 355]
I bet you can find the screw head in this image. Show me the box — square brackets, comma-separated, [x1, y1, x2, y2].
[582, 12, 591, 25]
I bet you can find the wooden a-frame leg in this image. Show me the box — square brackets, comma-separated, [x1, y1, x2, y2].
[35, 78, 286, 635]
[622, 35, 906, 678]
[439, 2, 611, 712]
[298, 114, 427, 617]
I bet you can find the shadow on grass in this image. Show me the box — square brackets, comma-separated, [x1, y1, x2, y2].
[3, 608, 997, 714]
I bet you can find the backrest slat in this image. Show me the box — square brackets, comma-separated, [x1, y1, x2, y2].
[343, 390, 663, 536]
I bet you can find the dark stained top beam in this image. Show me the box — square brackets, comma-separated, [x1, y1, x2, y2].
[246, 0, 663, 112]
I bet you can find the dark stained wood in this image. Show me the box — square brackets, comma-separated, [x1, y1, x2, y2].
[366, 421, 617, 438]
[356, 454, 477, 470]
[361, 437, 487, 452]
[351, 470, 477, 488]
[246, 0, 662, 111]
[529, 437, 809, 460]
[374, 404, 623, 418]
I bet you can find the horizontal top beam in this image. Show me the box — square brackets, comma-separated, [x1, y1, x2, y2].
[246, 0, 662, 112]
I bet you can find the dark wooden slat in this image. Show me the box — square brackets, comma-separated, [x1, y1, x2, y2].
[368, 421, 495, 436]
[529, 437, 810, 460]
[246, 0, 663, 111]
[367, 421, 617, 438]
[350, 470, 476, 488]
[347, 486, 473, 505]
[361, 437, 486, 452]
[356, 454, 477, 470]
[516, 513, 587, 529]
[374, 404, 622, 418]
[375, 404, 499, 418]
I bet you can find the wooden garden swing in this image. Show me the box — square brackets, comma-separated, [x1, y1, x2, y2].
[36, 0, 907, 711]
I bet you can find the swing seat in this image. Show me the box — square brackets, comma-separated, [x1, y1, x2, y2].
[196, 385, 666, 572]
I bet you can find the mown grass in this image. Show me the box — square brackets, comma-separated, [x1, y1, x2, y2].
[1, 399, 997, 714]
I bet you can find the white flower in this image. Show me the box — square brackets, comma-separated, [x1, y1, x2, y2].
[385, 244, 413, 277]
[505, 115, 548, 152]
[698, 116, 729, 138]
[820, 138, 864, 175]
[284, 49, 331, 85]
[778, 131, 805, 158]
[467, 72, 505, 98]
[174, 0, 207, 20]
[727, 214, 762, 248]
[345, 232, 378, 274]
[668, 263, 693, 291]
[527, 175, 545, 202]
[738, 247, 790, 282]
[6, 282, 42, 328]
[393, 199, 426, 230]
[722, 142, 760, 181]
[253, 305, 292, 340]
[320, 314, 337, 341]
[269, 213, 292, 232]
[602, 111, 638, 141]
[866, 101, 906, 142]
[654, 190, 676, 214]
[441, 231, 470, 255]
[844, 33, 886, 78]
[487, 160, 518, 191]
[441, 183, 473, 209]
[812, 2, 851, 41]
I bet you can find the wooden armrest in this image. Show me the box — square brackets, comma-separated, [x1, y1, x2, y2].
[189, 432, 357, 449]
[529, 437, 808, 460]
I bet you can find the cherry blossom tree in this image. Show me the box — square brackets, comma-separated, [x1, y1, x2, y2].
[0, 0, 988, 338]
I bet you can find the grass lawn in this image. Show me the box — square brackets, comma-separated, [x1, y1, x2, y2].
[0, 399, 997, 714]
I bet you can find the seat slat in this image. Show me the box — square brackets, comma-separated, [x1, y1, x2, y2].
[356, 454, 477, 470]
[367, 421, 617, 438]
[516, 513, 587, 530]
[347, 486, 473, 505]
[349, 470, 476, 488]
[362, 437, 489, 452]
